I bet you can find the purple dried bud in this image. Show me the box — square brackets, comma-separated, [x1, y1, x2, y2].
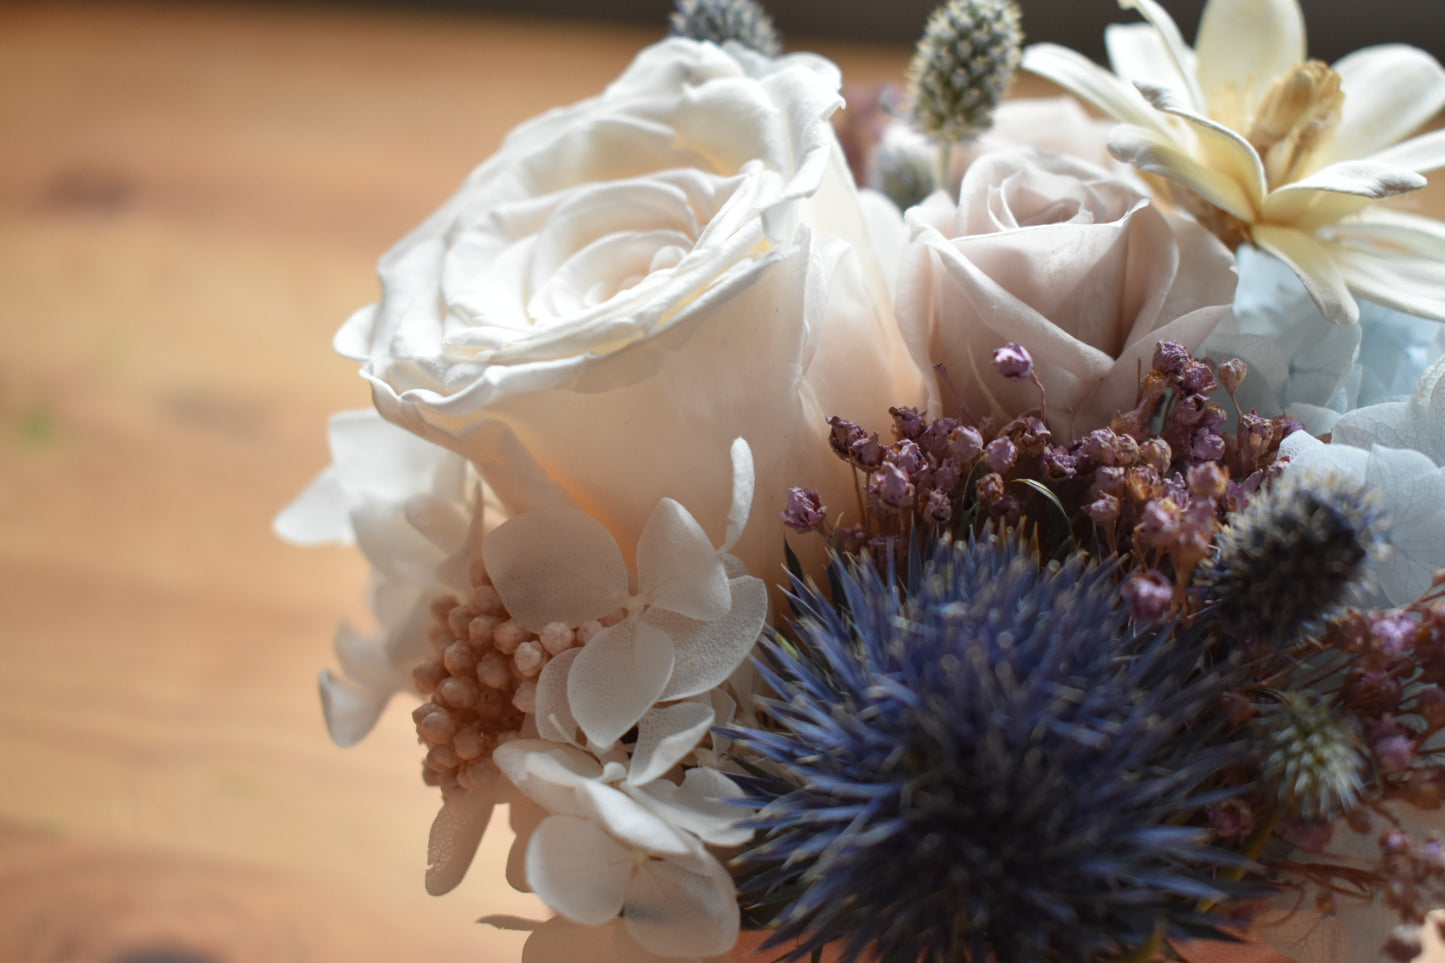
[1180, 360, 1217, 395]
[1218, 358, 1247, 395]
[1372, 721, 1416, 774]
[1139, 438, 1171, 474]
[889, 405, 927, 441]
[827, 416, 865, 460]
[1122, 570, 1173, 622]
[1237, 412, 1274, 469]
[1422, 687, 1445, 729]
[1190, 428, 1227, 463]
[975, 472, 1006, 505]
[923, 489, 952, 525]
[1090, 466, 1126, 498]
[1085, 494, 1120, 527]
[931, 460, 961, 495]
[1208, 799, 1255, 840]
[851, 432, 885, 468]
[1041, 446, 1077, 480]
[1136, 499, 1181, 549]
[1152, 341, 1190, 379]
[1373, 612, 1417, 657]
[892, 439, 927, 475]
[1383, 828, 1413, 857]
[991, 342, 1034, 380]
[948, 425, 984, 463]
[780, 487, 827, 533]
[1081, 428, 1121, 466]
[919, 417, 962, 458]
[874, 463, 915, 509]
[1187, 463, 1228, 501]
[984, 436, 1017, 473]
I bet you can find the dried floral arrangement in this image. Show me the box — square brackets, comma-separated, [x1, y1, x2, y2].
[279, 0, 1445, 960]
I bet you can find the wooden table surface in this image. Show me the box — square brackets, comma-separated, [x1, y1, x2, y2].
[0, 3, 1437, 961]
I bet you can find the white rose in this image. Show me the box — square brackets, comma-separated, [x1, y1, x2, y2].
[896, 146, 1236, 439]
[338, 38, 924, 580]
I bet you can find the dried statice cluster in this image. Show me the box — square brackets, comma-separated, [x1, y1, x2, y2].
[783, 340, 1298, 613]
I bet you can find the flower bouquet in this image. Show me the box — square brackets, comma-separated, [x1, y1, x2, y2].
[277, 0, 1445, 960]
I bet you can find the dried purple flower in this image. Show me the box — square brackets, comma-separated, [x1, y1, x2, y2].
[991, 341, 1034, 380]
[781, 487, 827, 533]
[1123, 569, 1175, 622]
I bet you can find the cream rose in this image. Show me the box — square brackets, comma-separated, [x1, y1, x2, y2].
[895, 146, 1237, 439]
[338, 38, 923, 580]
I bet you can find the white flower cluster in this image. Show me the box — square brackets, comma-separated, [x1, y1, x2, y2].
[279, 1, 1445, 959]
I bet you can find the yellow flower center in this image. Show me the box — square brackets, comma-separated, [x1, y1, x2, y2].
[1244, 60, 1345, 190]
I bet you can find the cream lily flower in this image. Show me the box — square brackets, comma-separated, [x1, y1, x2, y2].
[1023, 0, 1445, 325]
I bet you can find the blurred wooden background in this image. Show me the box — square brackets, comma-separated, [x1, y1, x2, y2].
[0, 2, 1438, 962]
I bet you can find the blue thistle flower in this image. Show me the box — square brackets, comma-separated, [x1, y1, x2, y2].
[730, 533, 1259, 963]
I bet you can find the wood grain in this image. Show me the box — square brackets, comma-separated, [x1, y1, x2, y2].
[0, 3, 1436, 961]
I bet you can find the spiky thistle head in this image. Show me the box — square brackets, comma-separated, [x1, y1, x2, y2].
[1252, 692, 1366, 821]
[908, 0, 1023, 142]
[1197, 469, 1384, 650]
[729, 532, 1258, 963]
[669, 0, 782, 57]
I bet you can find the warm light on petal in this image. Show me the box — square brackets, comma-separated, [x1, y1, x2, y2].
[1253, 224, 1359, 325]
[1193, 0, 1304, 128]
[1104, 23, 1193, 106]
[1260, 161, 1427, 232]
[628, 701, 717, 786]
[1117, 0, 1205, 110]
[1323, 45, 1445, 166]
[1021, 44, 1169, 134]
[1364, 128, 1445, 177]
[1107, 123, 1258, 222]
[636, 498, 731, 622]
[426, 787, 499, 896]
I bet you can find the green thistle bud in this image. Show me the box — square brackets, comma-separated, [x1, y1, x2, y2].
[869, 127, 938, 210]
[1253, 692, 1365, 821]
[669, 0, 781, 58]
[908, 0, 1023, 143]
[1198, 470, 1383, 650]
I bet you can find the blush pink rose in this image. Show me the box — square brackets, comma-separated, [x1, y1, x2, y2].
[895, 146, 1237, 439]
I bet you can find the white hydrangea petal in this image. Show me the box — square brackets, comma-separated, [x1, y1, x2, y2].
[317, 667, 392, 748]
[636, 498, 730, 622]
[425, 785, 502, 896]
[494, 739, 603, 815]
[1406, 357, 1445, 462]
[484, 506, 631, 631]
[653, 575, 767, 702]
[1193, 0, 1302, 126]
[527, 815, 632, 926]
[1363, 445, 1445, 605]
[721, 437, 755, 555]
[568, 618, 676, 749]
[273, 467, 351, 545]
[520, 918, 607, 963]
[1325, 45, 1445, 165]
[403, 493, 472, 556]
[507, 795, 547, 893]
[577, 780, 692, 855]
[622, 849, 740, 958]
[627, 701, 716, 786]
[631, 768, 752, 848]
[533, 647, 582, 744]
